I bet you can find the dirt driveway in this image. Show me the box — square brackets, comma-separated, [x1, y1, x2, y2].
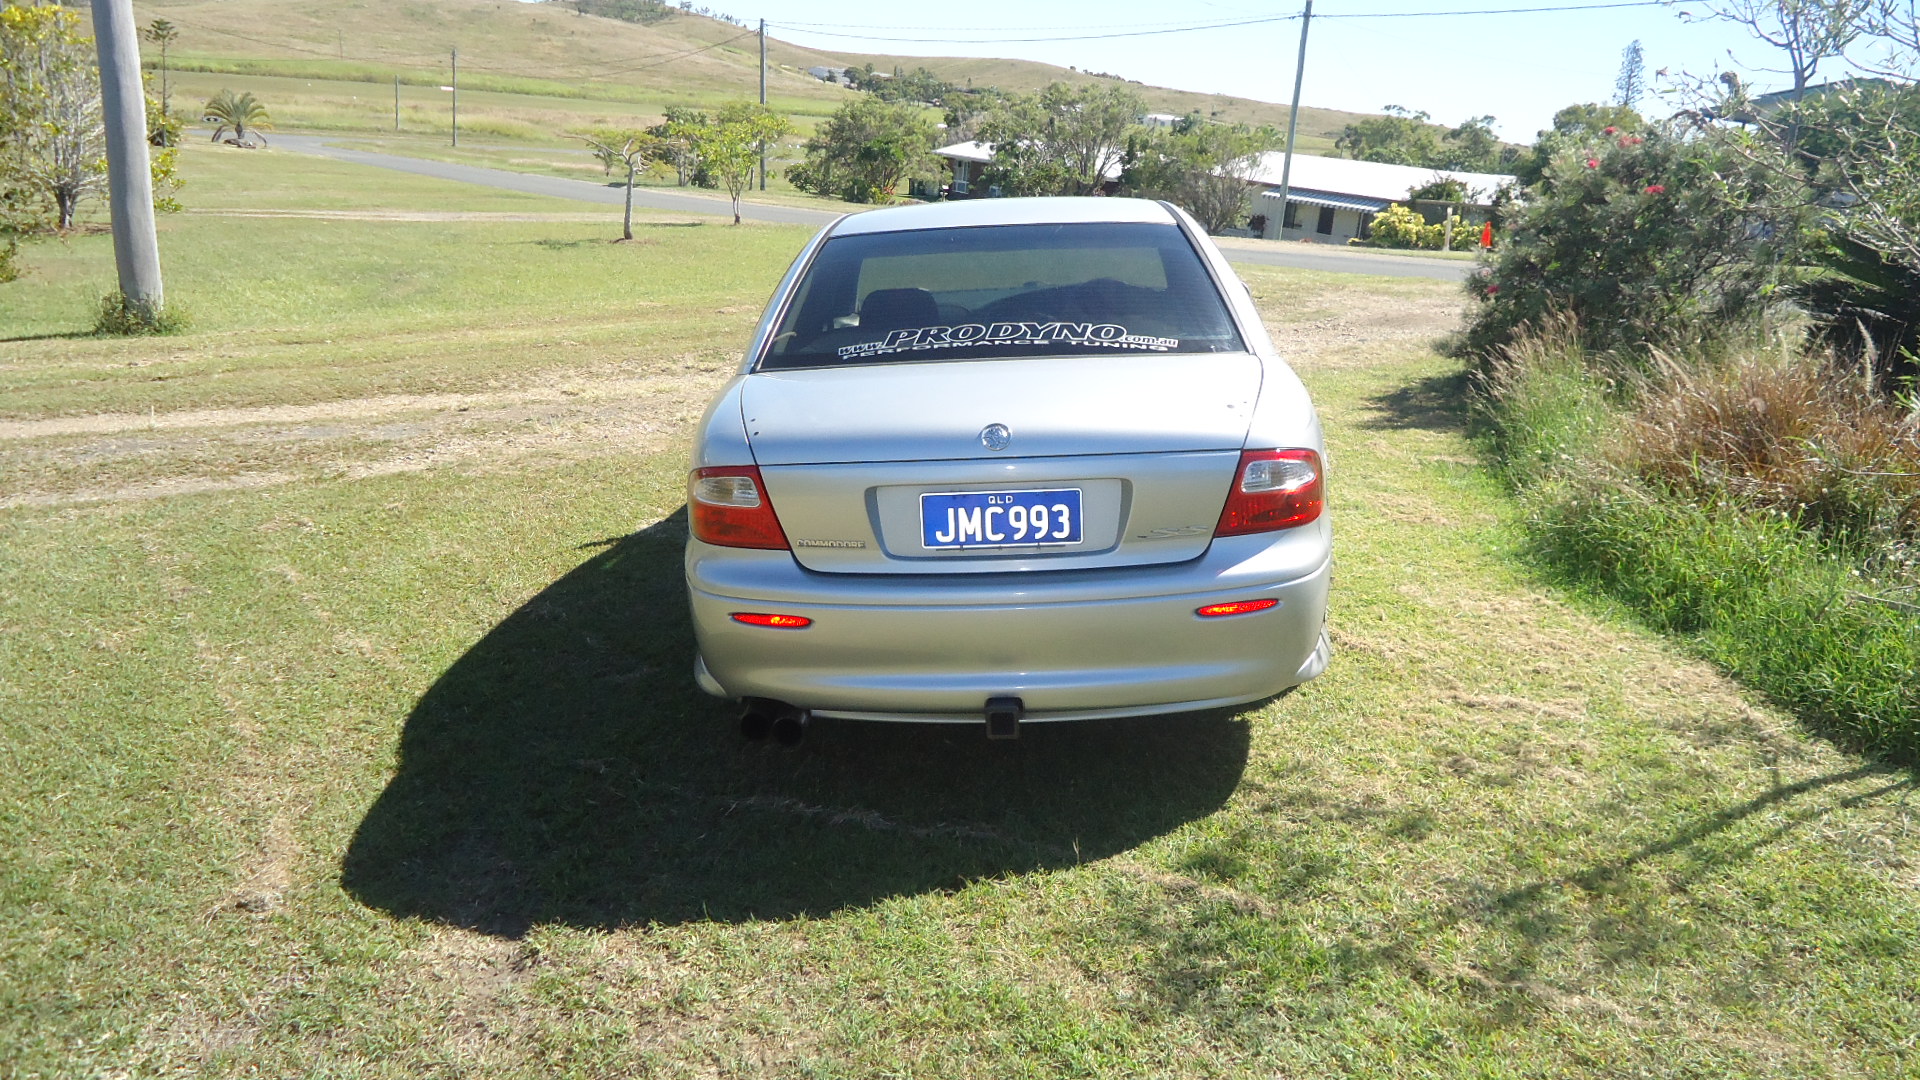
[1, 278, 1464, 511]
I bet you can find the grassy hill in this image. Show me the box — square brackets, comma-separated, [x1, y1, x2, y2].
[126, 0, 1360, 151]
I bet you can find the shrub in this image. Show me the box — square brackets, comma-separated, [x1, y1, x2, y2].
[94, 291, 188, 335]
[1458, 123, 1814, 364]
[1359, 204, 1437, 249]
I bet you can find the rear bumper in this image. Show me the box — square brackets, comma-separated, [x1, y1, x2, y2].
[685, 530, 1331, 721]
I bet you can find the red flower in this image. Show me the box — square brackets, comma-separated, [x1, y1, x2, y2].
[1603, 126, 1619, 135]
[1485, 283, 1500, 296]
[1644, 184, 1666, 194]
[1619, 135, 1644, 147]
[1585, 158, 1600, 168]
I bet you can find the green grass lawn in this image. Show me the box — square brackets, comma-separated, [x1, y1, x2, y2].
[2, 141, 1915, 1078]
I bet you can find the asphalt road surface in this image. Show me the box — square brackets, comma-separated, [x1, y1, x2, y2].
[272, 134, 1472, 281]
[272, 134, 843, 227]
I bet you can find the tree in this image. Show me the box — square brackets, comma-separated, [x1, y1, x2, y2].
[573, 127, 656, 240]
[203, 88, 270, 145]
[940, 85, 1004, 143]
[2, 2, 180, 258]
[859, 66, 954, 107]
[144, 75, 180, 213]
[1679, 0, 1866, 96]
[674, 102, 790, 224]
[977, 82, 1144, 196]
[2, 2, 105, 231]
[1335, 105, 1443, 165]
[1863, 0, 1918, 58]
[1441, 114, 1506, 171]
[648, 106, 709, 186]
[141, 17, 176, 127]
[1616, 39, 1647, 107]
[1123, 121, 1279, 233]
[787, 96, 939, 204]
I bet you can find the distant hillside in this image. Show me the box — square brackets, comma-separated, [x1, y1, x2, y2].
[126, 0, 1371, 143]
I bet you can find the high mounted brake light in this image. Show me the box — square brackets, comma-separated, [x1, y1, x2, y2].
[1214, 449, 1324, 536]
[690, 466, 790, 550]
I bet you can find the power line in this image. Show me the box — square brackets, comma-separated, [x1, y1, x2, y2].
[766, 15, 1293, 45]
[768, 1, 1667, 46]
[773, 15, 1277, 33]
[1318, 1, 1664, 17]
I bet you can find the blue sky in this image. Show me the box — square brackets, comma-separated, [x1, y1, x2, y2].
[734, 1, 1821, 142]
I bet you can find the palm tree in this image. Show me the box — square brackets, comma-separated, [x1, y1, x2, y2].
[203, 89, 272, 146]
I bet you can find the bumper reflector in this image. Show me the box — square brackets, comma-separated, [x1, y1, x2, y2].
[730, 612, 813, 629]
[1196, 598, 1280, 618]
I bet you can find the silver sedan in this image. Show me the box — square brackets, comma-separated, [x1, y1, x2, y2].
[684, 196, 1330, 741]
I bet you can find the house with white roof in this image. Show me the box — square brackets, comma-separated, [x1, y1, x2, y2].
[929, 140, 1127, 199]
[927, 142, 1517, 242]
[930, 141, 996, 198]
[1243, 152, 1515, 243]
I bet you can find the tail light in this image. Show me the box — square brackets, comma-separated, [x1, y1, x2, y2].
[1197, 598, 1279, 618]
[690, 466, 789, 550]
[730, 612, 812, 629]
[1214, 449, 1323, 536]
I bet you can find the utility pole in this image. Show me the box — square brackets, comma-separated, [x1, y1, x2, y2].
[450, 47, 459, 147]
[89, 0, 164, 316]
[1275, 0, 1312, 238]
[758, 18, 768, 190]
[394, 75, 400, 131]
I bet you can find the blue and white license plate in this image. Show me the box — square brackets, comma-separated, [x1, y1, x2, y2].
[921, 488, 1083, 549]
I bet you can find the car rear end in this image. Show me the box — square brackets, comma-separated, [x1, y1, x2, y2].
[684, 197, 1330, 728]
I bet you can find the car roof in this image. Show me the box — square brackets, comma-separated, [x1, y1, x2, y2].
[828, 196, 1181, 237]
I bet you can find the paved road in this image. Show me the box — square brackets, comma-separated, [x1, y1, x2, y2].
[272, 134, 1472, 280]
[1212, 236, 1473, 282]
[272, 134, 845, 227]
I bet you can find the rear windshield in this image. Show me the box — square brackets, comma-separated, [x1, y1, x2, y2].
[758, 221, 1246, 370]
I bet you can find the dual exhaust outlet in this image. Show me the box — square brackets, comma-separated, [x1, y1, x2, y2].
[739, 695, 1026, 744]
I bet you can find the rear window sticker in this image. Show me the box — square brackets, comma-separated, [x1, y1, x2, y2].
[837, 321, 1179, 360]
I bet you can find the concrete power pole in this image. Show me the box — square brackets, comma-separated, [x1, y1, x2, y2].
[758, 18, 767, 191]
[450, 48, 459, 147]
[1275, 0, 1312, 239]
[89, 0, 164, 316]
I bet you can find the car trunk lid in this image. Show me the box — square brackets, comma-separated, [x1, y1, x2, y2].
[742, 353, 1261, 573]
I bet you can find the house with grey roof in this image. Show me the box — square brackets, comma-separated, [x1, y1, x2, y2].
[1244, 152, 1515, 244]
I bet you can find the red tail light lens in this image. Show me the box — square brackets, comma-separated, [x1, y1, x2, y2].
[690, 466, 790, 550]
[1214, 449, 1324, 536]
[1196, 598, 1280, 618]
[730, 612, 812, 629]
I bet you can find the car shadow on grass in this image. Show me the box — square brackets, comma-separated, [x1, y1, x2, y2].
[341, 507, 1252, 936]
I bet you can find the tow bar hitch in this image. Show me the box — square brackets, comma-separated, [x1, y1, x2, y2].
[984, 696, 1024, 740]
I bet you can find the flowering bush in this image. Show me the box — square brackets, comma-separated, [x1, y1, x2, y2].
[1356, 202, 1482, 251]
[1457, 123, 1815, 363]
[1359, 203, 1437, 248]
